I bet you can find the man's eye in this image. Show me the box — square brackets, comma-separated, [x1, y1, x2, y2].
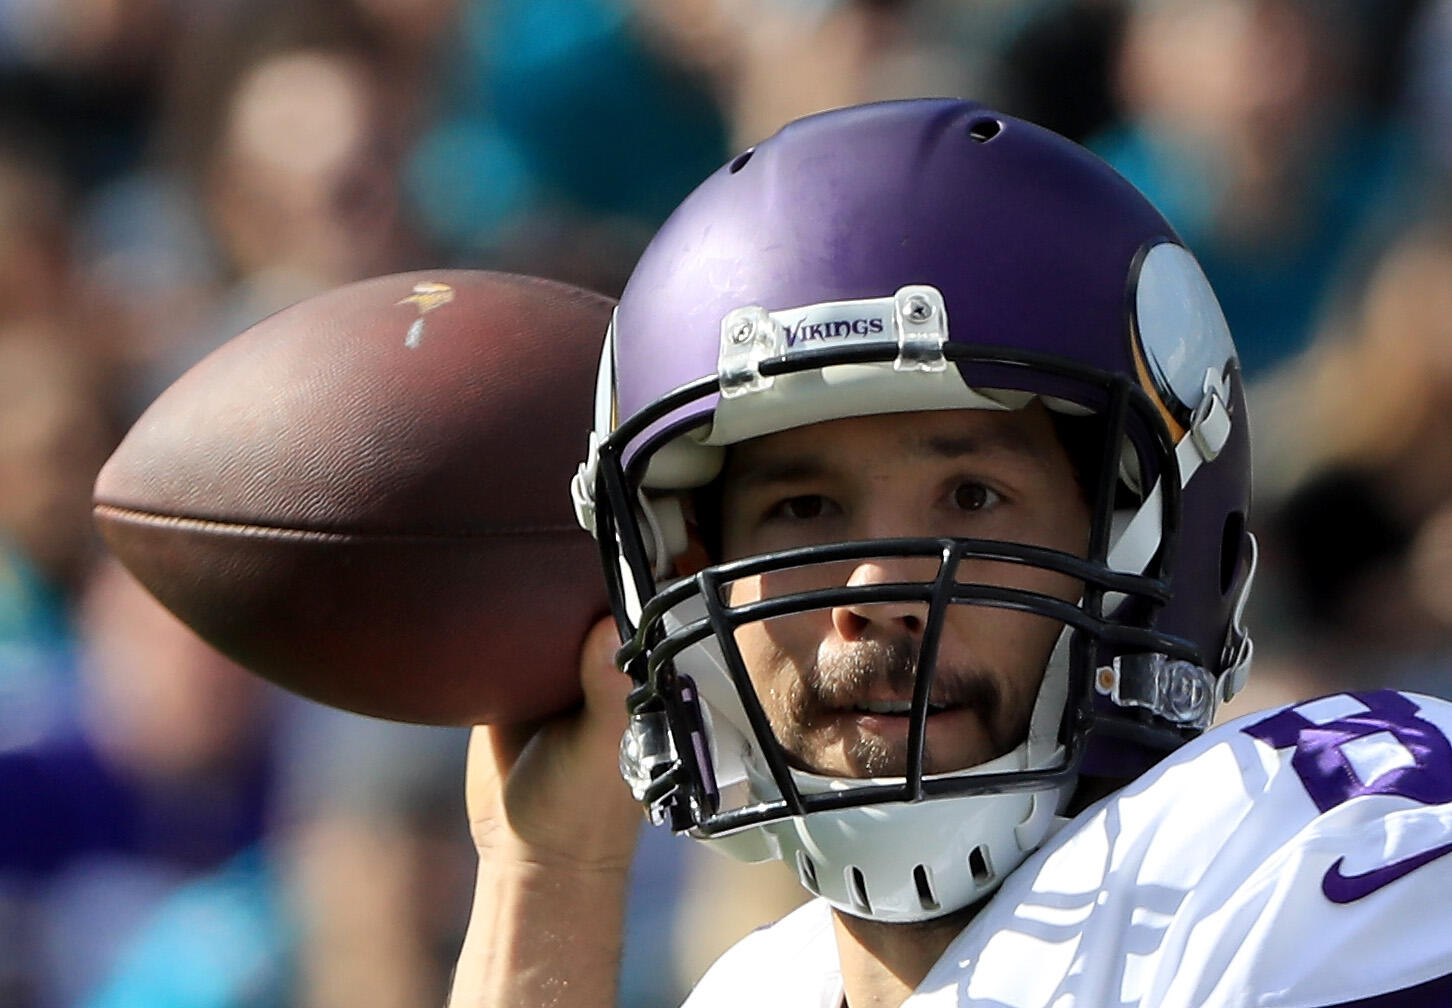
[773, 495, 830, 520]
[953, 482, 1000, 512]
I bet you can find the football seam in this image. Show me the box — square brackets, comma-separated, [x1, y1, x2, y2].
[92, 503, 584, 541]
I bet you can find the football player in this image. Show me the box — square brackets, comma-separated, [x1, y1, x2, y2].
[450, 99, 1452, 1007]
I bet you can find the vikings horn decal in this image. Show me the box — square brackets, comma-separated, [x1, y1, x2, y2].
[1130, 242, 1237, 426]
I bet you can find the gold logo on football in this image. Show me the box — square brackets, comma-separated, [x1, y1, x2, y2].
[398, 281, 455, 348]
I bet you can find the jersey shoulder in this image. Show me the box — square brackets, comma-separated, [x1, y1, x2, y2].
[681, 898, 841, 1008]
[913, 690, 1452, 1008]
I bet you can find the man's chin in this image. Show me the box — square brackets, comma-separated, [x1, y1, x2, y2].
[787, 707, 1001, 779]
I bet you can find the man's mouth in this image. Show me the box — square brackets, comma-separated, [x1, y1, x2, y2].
[850, 698, 953, 716]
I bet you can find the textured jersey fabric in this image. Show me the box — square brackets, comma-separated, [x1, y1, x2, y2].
[684, 691, 1452, 1007]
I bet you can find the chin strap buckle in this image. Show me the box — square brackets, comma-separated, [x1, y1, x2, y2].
[1096, 652, 1216, 730]
[619, 708, 678, 825]
[1189, 367, 1232, 463]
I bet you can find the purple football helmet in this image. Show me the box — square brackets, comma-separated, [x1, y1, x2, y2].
[572, 99, 1255, 922]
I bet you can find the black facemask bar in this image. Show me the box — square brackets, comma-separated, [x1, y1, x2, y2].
[592, 343, 1190, 833]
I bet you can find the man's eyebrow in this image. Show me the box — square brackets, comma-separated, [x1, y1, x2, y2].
[915, 426, 1050, 463]
[726, 423, 1052, 494]
[723, 455, 829, 493]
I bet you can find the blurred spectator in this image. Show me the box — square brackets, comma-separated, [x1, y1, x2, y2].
[404, 0, 730, 294]
[198, 34, 419, 287]
[1253, 219, 1452, 699]
[0, 0, 177, 191]
[0, 140, 78, 332]
[1094, 0, 1416, 378]
[74, 708, 477, 1008]
[1405, 0, 1452, 198]
[0, 330, 114, 756]
[990, 0, 1127, 144]
[72, 0, 438, 415]
[77, 844, 289, 1008]
[631, 0, 1120, 154]
[271, 710, 471, 1008]
[0, 331, 103, 604]
[0, 559, 278, 1008]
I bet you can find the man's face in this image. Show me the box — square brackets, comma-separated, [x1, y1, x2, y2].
[717, 405, 1090, 779]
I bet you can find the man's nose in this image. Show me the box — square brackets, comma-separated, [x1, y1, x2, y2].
[830, 558, 934, 642]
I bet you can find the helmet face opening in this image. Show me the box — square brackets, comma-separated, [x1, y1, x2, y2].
[600, 341, 1204, 840]
[574, 98, 1255, 921]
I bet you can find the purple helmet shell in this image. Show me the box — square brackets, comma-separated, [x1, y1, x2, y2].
[617, 100, 1182, 445]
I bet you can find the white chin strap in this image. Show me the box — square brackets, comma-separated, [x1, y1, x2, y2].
[1107, 366, 1232, 577]
[1100, 365, 1255, 713]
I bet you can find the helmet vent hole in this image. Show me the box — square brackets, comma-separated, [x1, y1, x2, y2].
[848, 866, 872, 914]
[968, 845, 993, 884]
[796, 852, 820, 894]
[912, 864, 940, 913]
[1220, 510, 1246, 595]
[967, 118, 1002, 143]
[729, 149, 755, 174]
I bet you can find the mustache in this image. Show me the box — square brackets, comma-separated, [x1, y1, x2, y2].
[764, 635, 1009, 777]
[798, 636, 1001, 717]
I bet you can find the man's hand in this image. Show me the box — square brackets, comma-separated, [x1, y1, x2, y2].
[467, 617, 640, 866]
[450, 617, 642, 1007]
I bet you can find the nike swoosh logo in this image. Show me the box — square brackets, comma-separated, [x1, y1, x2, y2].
[1322, 839, 1452, 904]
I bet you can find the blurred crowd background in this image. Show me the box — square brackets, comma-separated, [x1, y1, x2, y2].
[2, 0, 1452, 1004]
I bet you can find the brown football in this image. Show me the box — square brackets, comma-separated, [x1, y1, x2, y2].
[93, 270, 613, 725]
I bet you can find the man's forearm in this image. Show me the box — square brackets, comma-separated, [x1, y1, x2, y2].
[448, 855, 631, 1008]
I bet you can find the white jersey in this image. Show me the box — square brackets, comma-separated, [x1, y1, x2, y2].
[684, 691, 1452, 1007]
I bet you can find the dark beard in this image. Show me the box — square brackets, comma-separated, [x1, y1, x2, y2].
[767, 635, 1005, 777]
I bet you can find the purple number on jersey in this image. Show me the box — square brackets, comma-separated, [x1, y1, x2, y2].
[1243, 691, 1452, 904]
[1243, 691, 1452, 811]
